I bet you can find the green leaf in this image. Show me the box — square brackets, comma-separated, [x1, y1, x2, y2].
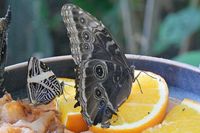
[153, 7, 200, 54]
[173, 51, 200, 67]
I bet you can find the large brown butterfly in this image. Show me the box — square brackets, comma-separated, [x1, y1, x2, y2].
[61, 4, 134, 128]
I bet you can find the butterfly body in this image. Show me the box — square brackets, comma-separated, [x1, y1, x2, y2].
[27, 57, 64, 105]
[61, 4, 133, 127]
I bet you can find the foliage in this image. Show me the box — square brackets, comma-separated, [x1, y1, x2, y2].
[73, 0, 113, 16]
[6, 0, 53, 64]
[2, 0, 200, 66]
[153, 6, 200, 55]
[173, 51, 200, 67]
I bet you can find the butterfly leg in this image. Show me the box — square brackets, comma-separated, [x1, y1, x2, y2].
[133, 70, 158, 94]
[110, 113, 118, 124]
[133, 71, 143, 94]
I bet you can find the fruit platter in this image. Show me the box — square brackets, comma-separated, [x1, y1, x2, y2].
[2, 55, 200, 133]
[1, 3, 200, 133]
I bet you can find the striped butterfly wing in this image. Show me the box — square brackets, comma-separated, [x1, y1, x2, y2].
[27, 57, 63, 105]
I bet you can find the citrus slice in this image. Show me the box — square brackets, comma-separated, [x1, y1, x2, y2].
[56, 70, 169, 133]
[56, 78, 88, 133]
[143, 99, 200, 133]
[90, 71, 169, 133]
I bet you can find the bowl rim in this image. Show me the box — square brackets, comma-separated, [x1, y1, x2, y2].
[3, 54, 200, 99]
[126, 54, 200, 73]
[5, 54, 200, 73]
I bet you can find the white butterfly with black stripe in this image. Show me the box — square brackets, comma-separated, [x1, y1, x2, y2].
[27, 57, 64, 105]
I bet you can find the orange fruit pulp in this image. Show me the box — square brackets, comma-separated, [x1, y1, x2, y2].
[56, 70, 169, 133]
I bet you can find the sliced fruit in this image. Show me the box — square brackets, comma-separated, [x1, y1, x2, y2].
[143, 99, 200, 133]
[66, 113, 89, 133]
[90, 71, 169, 133]
[56, 71, 169, 133]
[56, 78, 88, 133]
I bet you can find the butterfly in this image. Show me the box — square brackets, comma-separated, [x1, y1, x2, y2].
[27, 57, 64, 105]
[0, 6, 11, 89]
[61, 4, 134, 128]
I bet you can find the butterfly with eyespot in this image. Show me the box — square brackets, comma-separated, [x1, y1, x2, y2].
[61, 4, 134, 128]
[27, 57, 64, 105]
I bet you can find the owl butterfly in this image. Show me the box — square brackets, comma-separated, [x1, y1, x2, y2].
[61, 4, 134, 127]
[0, 6, 11, 88]
[27, 57, 64, 105]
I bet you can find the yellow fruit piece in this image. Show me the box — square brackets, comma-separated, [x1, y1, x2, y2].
[56, 70, 169, 133]
[143, 99, 200, 133]
[90, 71, 169, 133]
[56, 78, 88, 133]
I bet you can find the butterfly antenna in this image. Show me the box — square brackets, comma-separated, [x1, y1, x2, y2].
[63, 82, 74, 88]
[55, 98, 60, 109]
[62, 87, 69, 102]
[63, 91, 68, 102]
[133, 71, 143, 94]
[61, 81, 75, 102]
[55, 98, 59, 106]
[141, 71, 157, 79]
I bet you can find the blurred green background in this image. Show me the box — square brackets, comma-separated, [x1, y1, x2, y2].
[0, 0, 200, 67]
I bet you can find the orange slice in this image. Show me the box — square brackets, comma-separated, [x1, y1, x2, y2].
[143, 99, 200, 133]
[57, 70, 169, 133]
[56, 78, 88, 133]
[90, 71, 169, 133]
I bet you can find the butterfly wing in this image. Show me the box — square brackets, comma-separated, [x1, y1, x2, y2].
[0, 6, 11, 88]
[61, 4, 133, 127]
[27, 57, 63, 105]
[77, 59, 132, 127]
[61, 4, 129, 67]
